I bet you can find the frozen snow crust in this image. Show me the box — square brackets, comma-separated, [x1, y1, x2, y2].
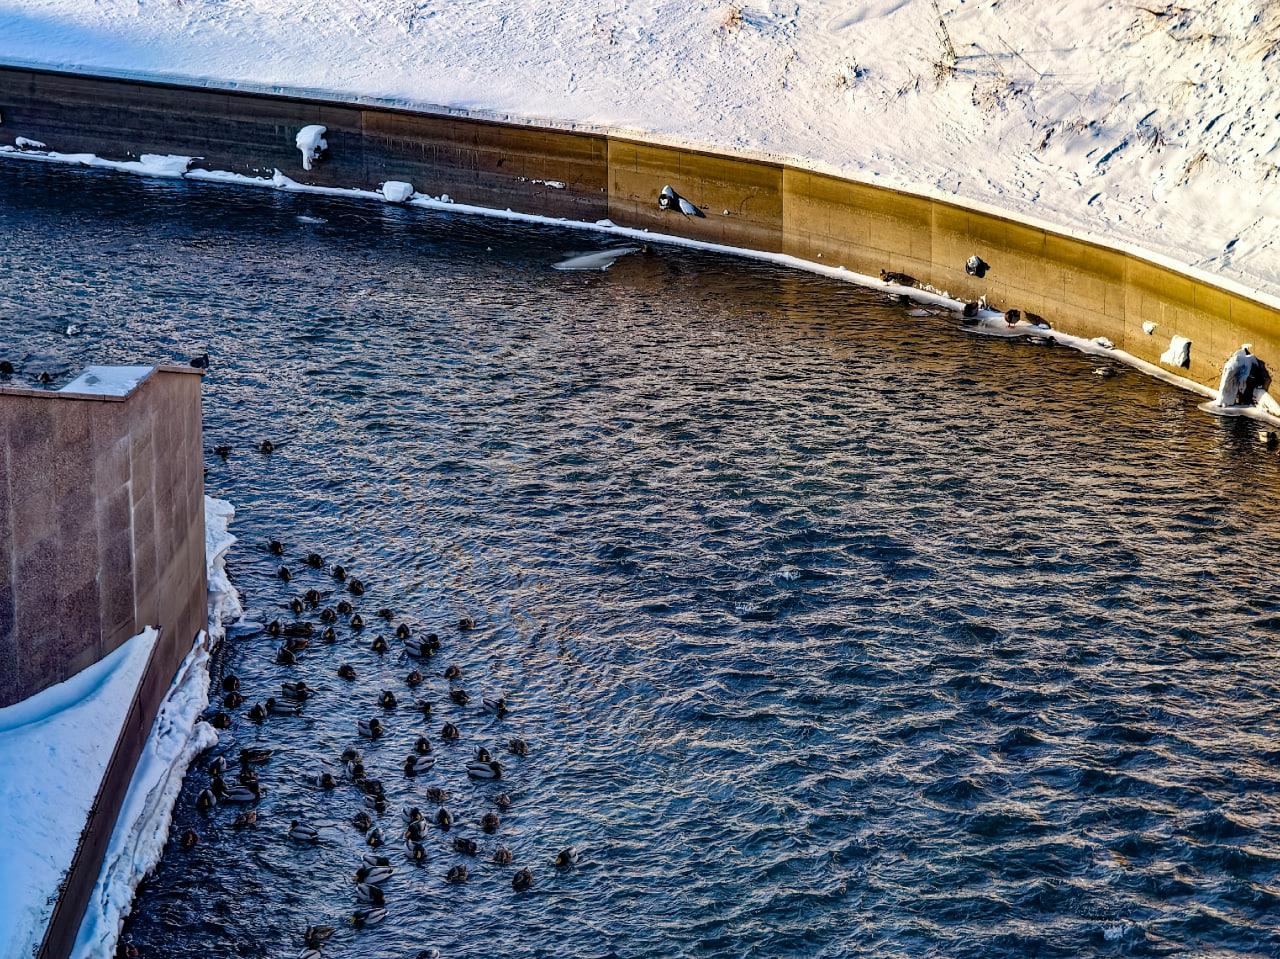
[0, 0, 1276, 297]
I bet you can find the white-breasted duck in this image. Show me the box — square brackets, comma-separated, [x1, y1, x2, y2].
[358, 717, 384, 739]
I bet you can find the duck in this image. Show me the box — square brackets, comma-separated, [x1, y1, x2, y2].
[513, 867, 534, 892]
[453, 837, 478, 856]
[258, 440, 275, 454]
[208, 756, 227, 776]
[443, 664, 462, 681]
[351, 613, 364, 630]
[880, 269, 918, 287]
[241, 747, 273, 765]
[474, 747, 492, 763]
[508, 738, 529, 757]
[362, 852, 391, 868]
[238, 768, 259, 789]
[493, 793, 513, 810]
[275, 647, 297, 667]
[266, 697, 303, 716]
[404, 818, 428, 842]
[406, 670, 424, 688]
[426, 633, 441, 652]
[657, 184, 705, 218]
[450, 689, 470, 707]
[555, 847, 578, 868]
[223, 690, 245, 709]
[482, 696, 508, 717]
[303, 926, 335, 950]
[377, 608, 395, 620]
[197, 788, 217, 811]
[406, 840, 427, 863]
[354, 882, 385, 905]
[415, 701, 433, 719]
[965, 254, 990, 278]
[416, 950, 442, 959]
[366, 794, 388, 814]
[352, 811, 373, 833]
[379, 690, 397, 709]
[457, 616, 476, 630]
[222, 783, 261, 803]
[269, 539, 285, 556]
[481, 812, 500, 834]
[962, 301, 980, 319]
[357, 777, 385, 798]
[336, 599, 354, 615]
[445, 864, 469, 884]
[348, 578, 365, 596]
[332, 565, 348, 582]
[320, 607, 337, 623]
[303, 588, 322, 606]
[365, 826, 385, 849]
[321, 626, 337, 644]
[289, 597, 305, 615]
[338, 663, 357, 680]
[395, 624, 411, 640]
[493, 846, 513, 865]
[281, 681, 311, 701]
[467, 760, 503, 780]
[371, 635, 388, 654]
[266, 620, 282, 637]
[358, 717, 384, 739]
[425, 787, 449, 805]
[288, 820, 320, 843]
[233, 810, 257, 828]
[414, 735, 432, 755]
[436, 808, 453, 830]
[351, 907, 386, 928]
[305, 552, 324, 569]
[222, 674, 241, 693]
[207, 711, 232, 730]
[180, 828, 199, 850]
[404, 755, 435, 776]
[403, 806, 425, 825]
[441, 722, 460, 741]
[278, 565, 292, 582]
[354, 864, 394, 885]
[247, 702, 268, 722]
[312, 770, 338, 789]
[404, 637, 432, 658]
[346, 759, 366, 781]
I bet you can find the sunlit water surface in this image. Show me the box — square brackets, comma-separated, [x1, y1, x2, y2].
[4, 161, 1280, 958]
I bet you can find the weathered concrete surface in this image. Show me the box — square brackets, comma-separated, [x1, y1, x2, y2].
[1, 64, 1278, 392]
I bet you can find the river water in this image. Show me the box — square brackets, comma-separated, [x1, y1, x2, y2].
[4, 160, 1280, 958]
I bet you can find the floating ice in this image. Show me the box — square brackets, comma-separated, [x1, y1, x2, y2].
[553, 246, 642, 271]
[295, 125, 327, 171]
[1160, 335, 1192, 369]
[382, 180, 414, 202]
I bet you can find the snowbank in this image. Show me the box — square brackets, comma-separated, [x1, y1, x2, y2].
[295, 125, 326, 172]
[0, 628, 159, 959]
[73, 496, 241, 958]
[0, 1, 1275, 300]
[60, 364, 153, 397]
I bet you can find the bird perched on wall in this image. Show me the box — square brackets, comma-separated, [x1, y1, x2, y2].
[658, 185, 705, 218]
[965, 255, 990, 278]
[189, 354, 210, 370]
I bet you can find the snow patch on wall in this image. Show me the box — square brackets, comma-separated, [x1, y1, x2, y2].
[295, 124, 326, 172]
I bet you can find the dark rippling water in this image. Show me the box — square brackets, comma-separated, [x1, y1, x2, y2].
[5, 160, 1280, 959]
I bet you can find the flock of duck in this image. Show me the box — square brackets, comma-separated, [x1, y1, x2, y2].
[188, 541, 576, 957]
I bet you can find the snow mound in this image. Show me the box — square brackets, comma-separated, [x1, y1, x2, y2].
[382, 180, 414, 202]
[1161, 335, 1192, 369]
[295, 125, 326, 172]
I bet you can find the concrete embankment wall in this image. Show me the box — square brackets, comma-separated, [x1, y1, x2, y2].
[1, 65, 1275, 391]
[0, 365, 207, 959]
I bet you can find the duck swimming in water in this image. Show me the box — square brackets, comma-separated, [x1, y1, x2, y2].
[425, 787, 449, 805]
[415, 700, 433, 719]
[371, 635, 388, 654]
[482, 696, 508, 717]
[405, 818, 428, 842]
[467, 759, 503, 780]
[289, 820, 320, 843]
[404, 754, 435, 776]
[208, 756, 227, 776]
[404, 637, 433, 659]
[406, 669, 424, 687]
[406, 839, 427, 863]
[436, 808, 453, 830]
[208, 711, 232, 730]
[338, 663, 357, 680]
[354, 882, 385, 905]
[446, 864, 469, 884]
[336, 599, 353, 614]
[351, 907, 386, 928]
[180, 828, 199, 850]
[306, 552, 324, 569]
[352, 811, 373, 832]
[450, 689, 470, 707]
[241, 747, 273, 765]
[377, 608, 395, 620]
[303, 588, 322, 606]
[320, 607, 337, 623]
[233, 810, 257, 828]
[266, 697, 303, 716]
[348, 578, 365, 596]
[508, 738, 529, 757]
[493, 793, 513, 810]
[379, 690, 397, 709]
[303, 926, 335, 950]
[332, 565, 348, 582]
[354, 864, 394, 885]
[414, 735, 432, 755]
[365, 826, 385, 849]
[493, 846, 513, 865]
[223, 690, 244, 709]
[281, 681, 311, 701]
[474, 747, 492, 763]
[247, 702, 268, 722]
[269, 539, 285, 556]
[321, 626, 336, 644]
[312, 771, 338, 790]
[222, 674, 241, 693]
[289, 597, 304, 615]
[395, 624, 411, 640]
[358, 717, 384, 739]
[453, 837, 478, 856]
[513, 867, 534, 891]
[351, 613, 365, 630]
[443, 664, 462, 680]
[221, 782, 261, 804]
[555, 847, 578, 868]
[458, 615, 476, 630]
[441, 722, 460, 741]
[197, 788, 216, 811]
[481, 812, 500, 834]
[275, 647, 297, 667]
[403, 806, 424, 825]
[278, 565, 292, 582]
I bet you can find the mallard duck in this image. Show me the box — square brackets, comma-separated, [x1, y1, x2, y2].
[346, 759, 366, 780]
[180, 828, 199, 850]
[466, 760, 502, 780]
[425, 787, 449, 805]
[268, 539, 285, 556]
[278, 565, 292, 582]
[416, 701, 433, 719]
[402, 806, 425, 825]
[441, 722, 460, 741]
[222, 783, 261, 803]
[362, 852, 390, 868]
[332, 565, 348, 582]
[379, 690, 397, 709]
[281, 681, 311, 701]
[481, 813, 500, 834]
[320, 607, 337, 623]
[275, 647, 296, 667]
[513, 867, 534, 891]
[321, 626, 336, 643]
[354, 882, 385, 905]
[348, 579, 365, 596]
[353, 811, 373, 832]
[445, 864, 468, 884]
[395, 624, 411, 640]
[404, 818, 428, 842]
[406, 839, 427, 863]
[288, 820, 319, 843]
[266, 697, 302, 717]
[435, 808, 453, 830]
[312, 771, 337, 790]
[365, 826, 385, 849]
[452, 837, 477, 856]
[304, 588, 322, 606]
[457, 616, 476, 630]
[508, 738, 528, 757]
[443, 664, 462, 681]
[208, 756, 227, 775]
[306, 553, 324, 569]
[337, 663, 357, 680]
[406, 670, 424, 688]
[450, 689, 470, 707]
[247, 702, 268, 722]
[414, 735, 432, 755]
[358, 717, 384, 739]
[289, 597, 304, 615]
[351, 907, 386, 928]
[223, 690, 244, 709]
[241, 747, 273, 765]
[404, 637, 432, 659]
[365, 794, 388, 814]
[555, 847, 578, 868]
[354, 864, 394, 885]
[336, 599, 353, 615]
[492, 846, 513, 865]
[404, 754, 435, 776]
[197, 788, 216, 811]
[222, 674, 241, 692]
[474, 747, 492, 763]
[371, 635, 388, 654]
[233, 810, 257, 828]
[377, 608, 395, 620]
[303, 925, 334, 950]
[351, 613, 365, 631]
[493, 793, 512, 810]
[207, 711, 231, 730]
[482, 696, 508, 717]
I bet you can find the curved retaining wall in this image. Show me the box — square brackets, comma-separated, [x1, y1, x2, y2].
[0, 65, 1276, 390]
[0, 365, 206, 959]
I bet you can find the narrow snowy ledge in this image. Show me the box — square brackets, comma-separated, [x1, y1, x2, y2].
[74, 495, 241, 958]
[0, 627, 159, 959]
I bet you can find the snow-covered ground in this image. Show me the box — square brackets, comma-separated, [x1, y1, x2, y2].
[0, 628, 158, 959]
[0, 495, 240, 959]
[74, 496, 242, 958]
[0, 0, 1276, 297]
